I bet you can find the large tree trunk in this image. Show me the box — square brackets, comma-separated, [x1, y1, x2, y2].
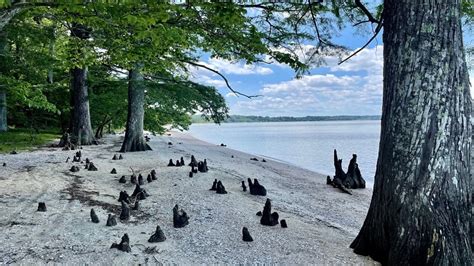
[66, 23, 96, 146]
[0, 7, 21, 32]
[0, 90, 6, 132]
[0, 29, 7, 132]
[120, 67, 151, 152]
[69, 67, 96, 145]
[350, 1, 472, 264]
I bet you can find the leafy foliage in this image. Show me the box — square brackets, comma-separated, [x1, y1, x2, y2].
[145, 80, 228, 133]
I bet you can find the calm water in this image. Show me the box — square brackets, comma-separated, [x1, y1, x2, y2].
[188, 120, 381, 182]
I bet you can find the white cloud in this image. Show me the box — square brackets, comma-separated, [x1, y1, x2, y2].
[231, 46, 384, 116]
[186, 57, 272, 89]
[198, 58, 273, 76]
[470, 70, 474, 98]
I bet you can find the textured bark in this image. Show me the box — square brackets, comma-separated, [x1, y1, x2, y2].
[351, 1, 472, 264]
[0, 30, 7, 132]
[69, 67, 96, 145]
[0, 91, 6, 132]
[120, 67, 151, 152]
[67, 23, 96, 146]
[0, 7, 21, 33]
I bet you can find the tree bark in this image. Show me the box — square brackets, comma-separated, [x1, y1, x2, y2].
[0, 29, 7, 132]
[0, 90, 6, 132]
[66, 23, 96, 146]
[69, 67, 96, 145]
[120, 67, 151, 152]
[0, 7, 21, 33]
[351, 1, 472, 264]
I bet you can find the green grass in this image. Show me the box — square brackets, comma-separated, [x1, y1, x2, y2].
[0, 128, 61, 153]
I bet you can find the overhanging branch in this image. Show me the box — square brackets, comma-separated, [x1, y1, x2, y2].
[354, 0, 380, 24]
[338, 19, 383, 65]
[184, 61, 261, 99]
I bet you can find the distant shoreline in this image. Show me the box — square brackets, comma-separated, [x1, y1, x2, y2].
[192, 115, 381, 123]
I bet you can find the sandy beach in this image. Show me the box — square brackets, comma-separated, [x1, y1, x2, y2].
[0, 131, 376, 265]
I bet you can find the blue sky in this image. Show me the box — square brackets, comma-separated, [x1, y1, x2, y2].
[189, 19, 474, 117]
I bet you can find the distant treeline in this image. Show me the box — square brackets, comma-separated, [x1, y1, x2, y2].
[192, 115, 381, 123]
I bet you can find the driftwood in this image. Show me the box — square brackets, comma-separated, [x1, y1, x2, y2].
[242, 227, 253, 242]
[248, 178, 267, 196]
[131, 174, 137, 184]
[132, 199, 140, 211]
[216, 181, 227, 194]
[111, 234, 131, 252]
[210, 179, 217, 191]
[148, 225, 166, 243]
[327, 150, 366, 194]
[346, 154, 366, 189]
[106, 214, 117, 226]
[241, 181, 247, 192]
[189, 155, 198, 167]
[88, 162, 98, 171]
[198, 160, 208, 173]
[118, 191, 131, 204]
[59, 133, 76, 150]
[90, 208, 100, 223]
[131, 184, 148, 199]
[260, 198, 279, 226]
[173, 204, 189, 228]
[37, 202, 47, 212]
[119, 201, 130, 220]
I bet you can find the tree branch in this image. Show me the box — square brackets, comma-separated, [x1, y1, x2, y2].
[308, 0, 329, 46]
[354, 0, 380, 24]
[184, 61, 261, 99]
[338, 20, 383, 65]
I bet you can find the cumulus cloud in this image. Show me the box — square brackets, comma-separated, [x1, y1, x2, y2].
[198, 58, 273, 76]
[187, 57, 273, 89]
[231, 46, 384, 116]
[470, 70, 474, 98]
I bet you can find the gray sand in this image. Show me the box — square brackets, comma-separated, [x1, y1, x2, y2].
[0, 132, 376, 264]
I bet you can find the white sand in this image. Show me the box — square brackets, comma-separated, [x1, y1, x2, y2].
[0, 131, 377, 265]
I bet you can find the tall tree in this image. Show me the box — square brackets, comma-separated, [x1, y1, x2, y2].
[67, 22, 96, 145]
[350, 0, 472, 264]
[120, 66, 151, 152]
[0, 31, 7, 132]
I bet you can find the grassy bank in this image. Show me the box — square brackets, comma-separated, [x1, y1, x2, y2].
[0, 128, 60, 153]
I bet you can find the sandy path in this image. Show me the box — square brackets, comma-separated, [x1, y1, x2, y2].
[0, 132, 376, 264]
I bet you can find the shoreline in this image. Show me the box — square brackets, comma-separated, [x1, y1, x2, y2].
[0, 132, 376, 264]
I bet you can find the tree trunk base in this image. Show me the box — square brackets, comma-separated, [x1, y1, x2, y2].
[120, 137, 152, 152]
